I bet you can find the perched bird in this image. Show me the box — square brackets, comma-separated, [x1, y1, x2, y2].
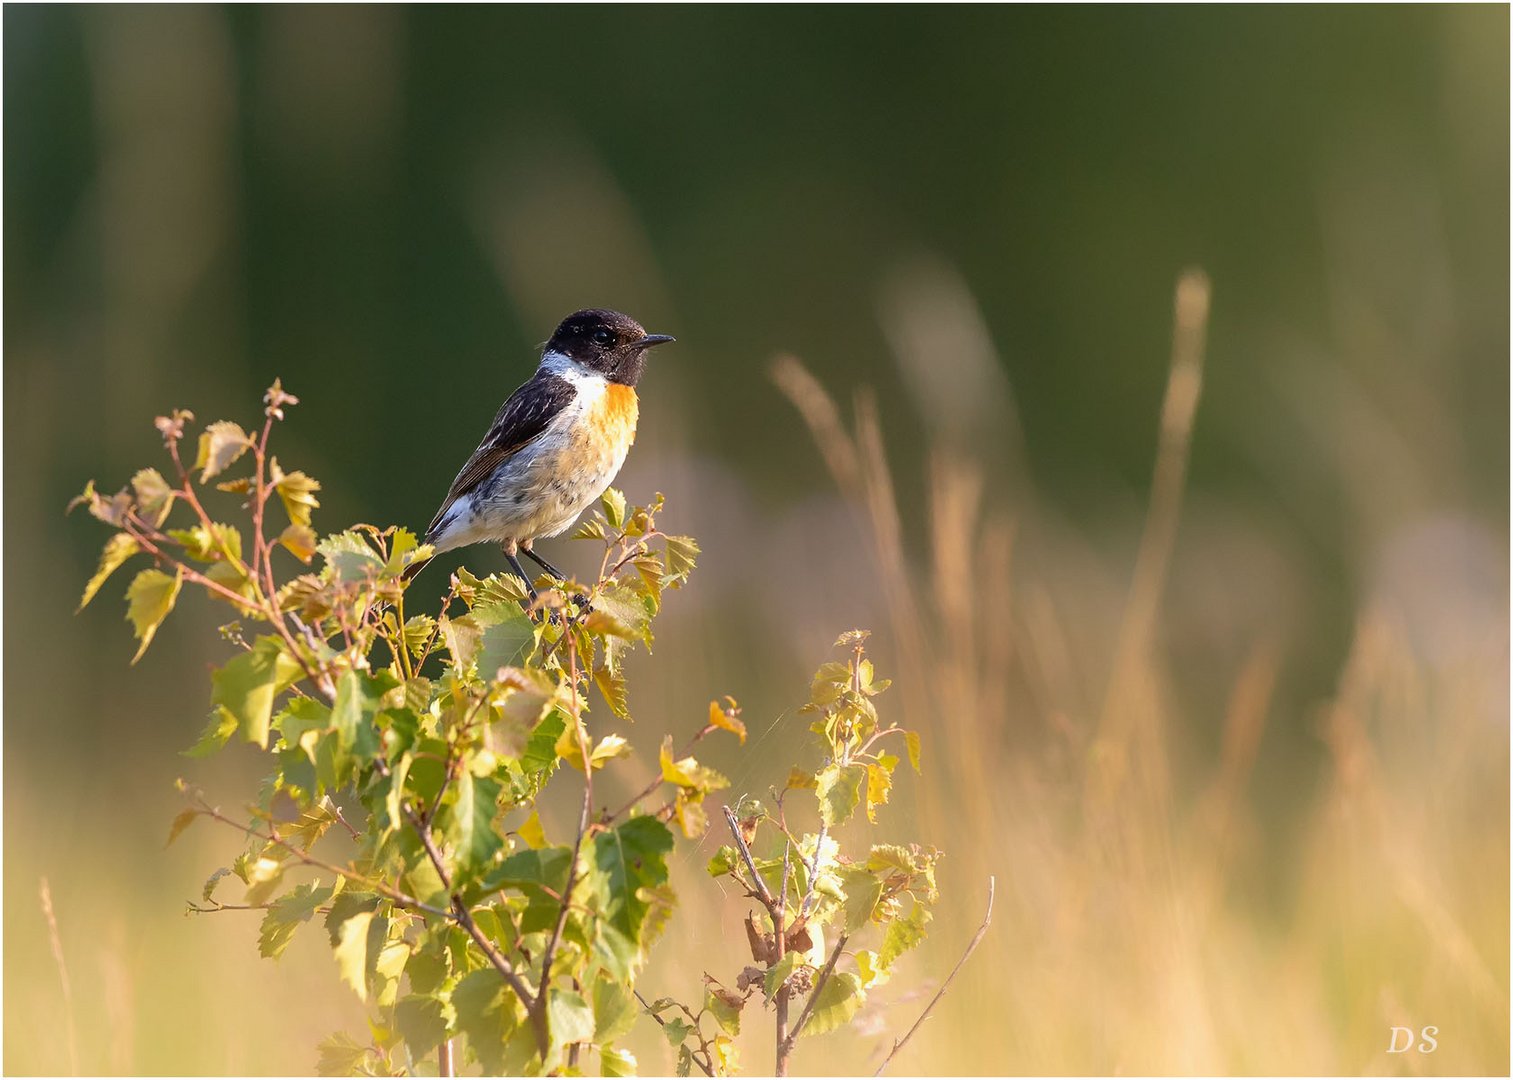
[412, 309, 674, 595]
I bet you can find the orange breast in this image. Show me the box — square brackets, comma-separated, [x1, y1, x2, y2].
[591, 383, 639, 450]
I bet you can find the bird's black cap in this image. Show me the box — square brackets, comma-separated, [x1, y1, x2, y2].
[547, 309, 674, 387]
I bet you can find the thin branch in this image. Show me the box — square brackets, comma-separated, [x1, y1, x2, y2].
[785, 931, 849, 1045]
[534, 631, 595, 1027]
[605, 723, 717, 823]
[722, 805, 775, 908]
[634, 991, 714, 1077]
[873, 876, 995, 1076]
[191, 798, 449, 919]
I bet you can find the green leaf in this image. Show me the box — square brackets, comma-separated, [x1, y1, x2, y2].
[446, 771, 504, 882]
[600, 1046, 637, 1077]
[125, 567, 182, 663]
[840, 868, 884, 932]
[79, 533, 139, 611]
[704, 985, 744, 1036]
[594, 664, 630, 721]
[212, 637, 305, 748]
[589, 816, 674, 971]
[601, 488, 627, 531]
[259, 882, 334, 959]
[315, 1031, 371, 1077]
[815, 763, 867, 828]
[763, 951, 802, 999]
[798, 971, 864, 1037]
[878, 900, 932, 968]
[473, 601, 538, 675]
[663, 535, 699, 583]
[706, 846, 738, 877]
[865, 761, 893, 823]
[130, 467, 174, 526]
[452, 968, 524, 1074]
[905, 729, 922, 771]
[183, 710, 237, 759]
[547, 988, 596, 1053]
[394, 994, 450, 1058]
[194, 420, 251, 481]
[317, 531, 383, 583]
[592, 975, 638, 1043]
[331, 670, 389, 757]
[332, 909, 375, 1000]
[661, 1016, 692, 1047]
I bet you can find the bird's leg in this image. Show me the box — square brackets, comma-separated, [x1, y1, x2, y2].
[501, 542, 539, 602]
[520, 543, 566, 582]
[522, 541, 592, 612]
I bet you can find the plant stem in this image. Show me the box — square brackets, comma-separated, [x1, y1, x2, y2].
[873, 876, 995, 1076]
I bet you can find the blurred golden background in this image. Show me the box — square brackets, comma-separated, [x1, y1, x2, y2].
[5, 5, 1508, 1075]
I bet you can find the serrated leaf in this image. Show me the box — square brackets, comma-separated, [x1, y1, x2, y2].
[447, 771, 504, 881]
[213, 637, 305, 747]
[394, 994, 450, 1058]
[183, 710, 237, 758]
[798, 971, 864, 1037]
[660, 736, 729, 793]
[594, 664, 630, 720]
[786, 767, 817, 790]
[259, 882, 334, 959]
[905, 730, 922, 771]
[865, 762, 893, 823]
[663, 535, 699, 583]
[194, 420, 251, 482]
[839, 868, 884, 932]
[272, 461, 322, 527]
[315, 1031, 371, 1077]
[855, 949, 892, 989]
[317, 531, 383, 583]
[878, 900, 931, 968]
[815, 763, 867, 828]
[601, 488, 627, 531]
[589, 816, 674, 970]
[79, 533, 139, 611]
[125, 567, 183, 663]
[547, 988, 596, 1053]
[131, 467, 174, 526]
[592, 976, 638, 1043]
[516, 808, 547, 849]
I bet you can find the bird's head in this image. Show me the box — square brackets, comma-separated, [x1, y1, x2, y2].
[545, 309, 674, 387]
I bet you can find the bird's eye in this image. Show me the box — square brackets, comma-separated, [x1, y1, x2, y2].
[591, 328, 614, 346]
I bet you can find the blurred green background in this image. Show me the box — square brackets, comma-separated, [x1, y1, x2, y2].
[5, 5, 1508, 1075]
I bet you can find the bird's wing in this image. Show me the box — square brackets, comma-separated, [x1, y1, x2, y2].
[425, 372, 577, 540]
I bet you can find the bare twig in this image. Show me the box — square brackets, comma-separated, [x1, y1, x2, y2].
[722, 805, 775, 907]
[606, 722, 717, 823]
[873, 876, 995, 1076]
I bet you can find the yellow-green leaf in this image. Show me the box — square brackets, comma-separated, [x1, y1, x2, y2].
[166, 808, 199, 847]
[279, 523, 318, 563]
[125, 567, 183, 663]
[79, 533, 140, 611]
[194, 420, 251, 482]
[865, 762, 893, 824]
[333, 910, 376, 1001]
[272, 460, 322, 527]
[904, 730, 922, 772]
[131, 468, 174, 526]
[708, 698, 746, 744]
[798, 971, 864, 1037]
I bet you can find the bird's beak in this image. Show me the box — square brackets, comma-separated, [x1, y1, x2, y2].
[632, 334, 676, 349]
